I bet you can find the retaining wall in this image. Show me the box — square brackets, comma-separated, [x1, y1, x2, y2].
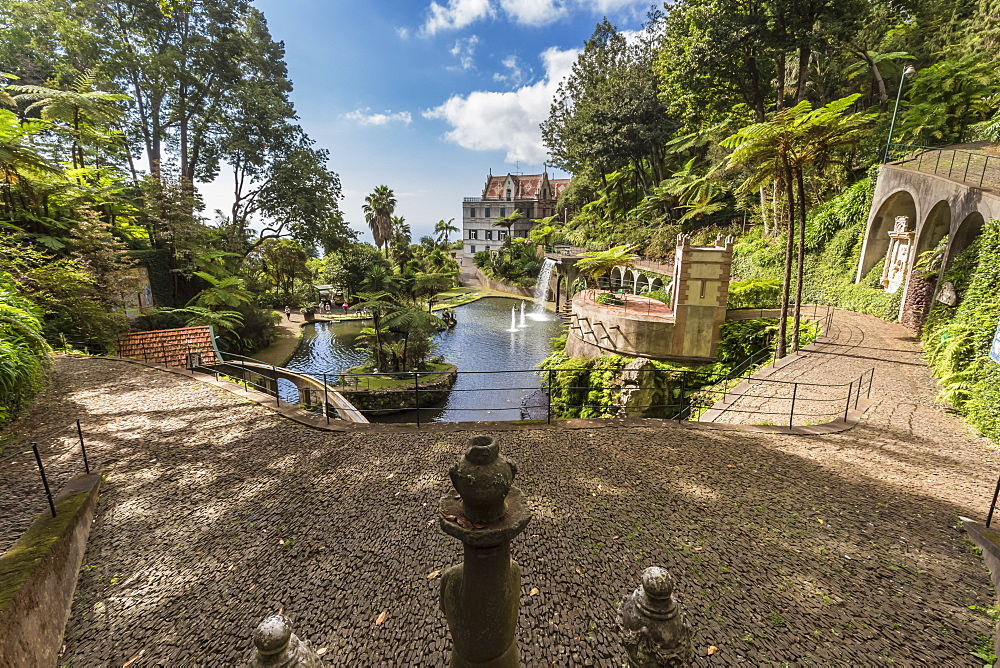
[474, 269, 538, 299]
[0, 474, 101, 666]
[339, 367, 458, 415]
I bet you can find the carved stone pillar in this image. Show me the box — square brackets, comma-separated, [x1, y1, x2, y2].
[249, 614, 322, 667]
[618, 567, 694, 667]
[439, 435, 532, 667]
[881, 216, 914, 294]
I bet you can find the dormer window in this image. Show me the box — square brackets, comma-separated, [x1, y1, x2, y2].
[506, 189, 511, 201]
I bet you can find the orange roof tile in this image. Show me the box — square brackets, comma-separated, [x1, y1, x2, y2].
[117, 326, 220, 368]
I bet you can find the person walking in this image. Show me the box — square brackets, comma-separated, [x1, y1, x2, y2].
[342, 301, 349, 315]
[284, 305, 292, 320]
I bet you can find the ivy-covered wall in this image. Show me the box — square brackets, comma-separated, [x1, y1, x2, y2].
[921, 219, 1000, 442]
[732, 173, 903, 321]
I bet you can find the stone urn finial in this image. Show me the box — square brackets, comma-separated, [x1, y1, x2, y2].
[618, 567, 693, 667]
[449, 435, 518, 524]
[249, 614, 322, 667]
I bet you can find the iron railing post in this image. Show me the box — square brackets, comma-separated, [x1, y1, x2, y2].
[323, 373, 330, 425]
[789, 383, 798, 429]
[867, 368, 874, 399]
[76, 419, 89, 474]
[414, 372, 420, 427]
[988, 474, 1000, 528]
[678, 372, 687, 422]
[32, 443, 56, 517]
[844, 382, 853, 422]
[273, 365, 279, 407]
[547, 369, 553, 424]
[963, 152, 972, 182]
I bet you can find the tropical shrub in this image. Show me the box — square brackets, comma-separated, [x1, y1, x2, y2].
[0, 273, 51, 424]
[921, 220, 1000, 442]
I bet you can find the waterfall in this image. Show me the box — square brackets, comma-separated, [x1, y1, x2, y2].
[533, 258, 557, 314]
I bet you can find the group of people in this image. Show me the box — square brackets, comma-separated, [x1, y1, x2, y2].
[317, 299, 349, 315]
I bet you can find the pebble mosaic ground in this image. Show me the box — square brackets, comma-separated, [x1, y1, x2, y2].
[2, 309, 998, 665]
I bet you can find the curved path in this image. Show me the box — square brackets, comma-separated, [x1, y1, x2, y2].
[1, 337, 998, 664]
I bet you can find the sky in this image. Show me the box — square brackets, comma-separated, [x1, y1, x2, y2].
[197, 0, 653, 245]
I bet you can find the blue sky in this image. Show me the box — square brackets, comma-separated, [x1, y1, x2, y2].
[199, 0, 653, 245]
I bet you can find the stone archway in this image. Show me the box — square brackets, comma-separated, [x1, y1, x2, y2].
[610, 266, 625, 291]
[915, 200, 951, 257]
[858, 189, 917, 281]
[948, 211, 986, 264]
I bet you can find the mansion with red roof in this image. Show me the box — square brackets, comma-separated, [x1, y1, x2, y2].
[461, 171, 570, 258]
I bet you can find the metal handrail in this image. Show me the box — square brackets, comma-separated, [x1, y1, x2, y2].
[886, 143, 1000, 189]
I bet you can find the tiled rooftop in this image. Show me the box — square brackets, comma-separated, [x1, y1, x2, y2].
[117, 326, 220, 368]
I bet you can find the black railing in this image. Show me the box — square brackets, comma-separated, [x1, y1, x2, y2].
[886, 144, 1000, 189]
[0, 419, 91, 526]
[681, 367, 875, 427]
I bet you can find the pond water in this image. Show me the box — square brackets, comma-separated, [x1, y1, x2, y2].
[278, 297, 562, 422]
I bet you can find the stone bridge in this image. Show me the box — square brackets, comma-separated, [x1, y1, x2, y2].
[858, 144, 1000, 330]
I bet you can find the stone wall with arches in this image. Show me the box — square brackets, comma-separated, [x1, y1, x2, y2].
[857, 164, 1000, 330]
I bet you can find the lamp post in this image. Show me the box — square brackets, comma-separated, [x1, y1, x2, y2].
[883, 64, 917, 163]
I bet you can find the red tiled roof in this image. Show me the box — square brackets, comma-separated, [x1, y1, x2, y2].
[550, 178, 570, 199]
[117, 326, 220, 368]
[483, 173, 563, 201]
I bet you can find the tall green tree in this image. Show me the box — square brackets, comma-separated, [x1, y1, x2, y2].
[363, 185, 396, 256]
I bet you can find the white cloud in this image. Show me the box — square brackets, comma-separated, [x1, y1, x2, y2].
[418, 0, 648, 33]
[449, 35, 480, 70]
[421, 0, 494, 36]
[342, 109, 414, 126]
[499, 0, 567, 26]
[396, 26, 410, 39]
[492, 55, 530, 87]
[423, 46, 578, 163]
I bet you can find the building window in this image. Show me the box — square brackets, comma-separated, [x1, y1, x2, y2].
[469, 229, 478, 239]
[506, 189, 511, 201]
[470, 245, 476, 253]
[485, 207, 491, 218]
[500, 207, 506, 217]
[485, 230, 493, 240]
[499, 231, 507, 240]
[469, 207, 475, 218]
[485, 246, 490, 252]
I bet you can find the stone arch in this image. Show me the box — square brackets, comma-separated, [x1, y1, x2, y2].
[649, 276, 663, 293]
[627, 268, 643, 294]
[915, 200, 951, 257]
[948, 211, 986, 264]
[610, 266, 625, 291]
[859, 189, 917, 280]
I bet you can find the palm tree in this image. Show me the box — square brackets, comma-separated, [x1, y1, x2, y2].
[187, 272, 252, 309]
[492, 209, 524, 241]
[384, 307, 445, 371]
[350, 291, 403, 371]
[722, 94, 872, 357]
[10, 71, 128, 170]
[362, 185, 396, 256]
[434, 218, 459, 246]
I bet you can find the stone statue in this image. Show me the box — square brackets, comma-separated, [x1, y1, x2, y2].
[439, 435, 532, 667]
[618, 567, 693, 667]
[249, 614, 322, 667]
[881, 215, 913, 294]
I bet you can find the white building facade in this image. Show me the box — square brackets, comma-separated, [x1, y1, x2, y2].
[462, 171, 570, 259]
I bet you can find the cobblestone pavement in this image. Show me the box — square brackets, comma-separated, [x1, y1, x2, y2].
[3, 343, 998, 665]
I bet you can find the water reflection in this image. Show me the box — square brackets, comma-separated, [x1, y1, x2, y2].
[280, 297, 561, 422]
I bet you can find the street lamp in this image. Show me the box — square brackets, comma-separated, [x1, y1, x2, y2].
[883, 64, 917, 163]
